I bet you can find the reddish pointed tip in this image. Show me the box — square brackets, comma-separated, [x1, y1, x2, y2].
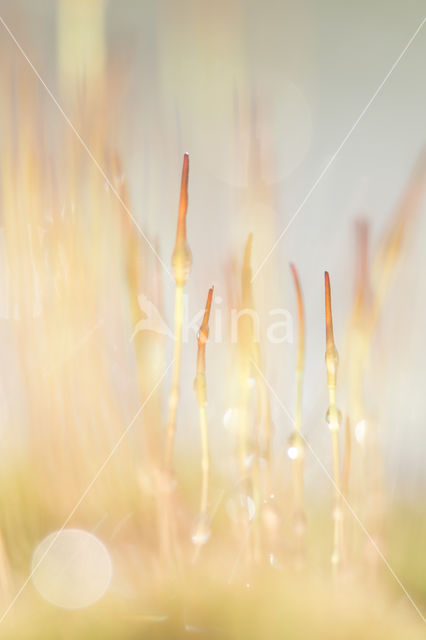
[206, 286, 213, 306]
[176, 154, 190, 239]
[182, 153, 189, 178]
[182, 153, 189, 174]
[199, 286, 214, 345]
[203, 287, 214, 325]
[290, 263, 302, 297]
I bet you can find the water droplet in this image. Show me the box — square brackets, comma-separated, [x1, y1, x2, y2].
[355, 419, 367, 444]
[325, 407, 342, 431]
[325, 346, 339, 371]
[185, 623, 208, 633]
[332, 506, 343, 522]
[244, 453, 255, 469]
[226, 494, 256, 523]
[191, 513, 211, 546]
[223, 407, 235, 428]
[287, 432, 304, 459]
[287, 446, 298, 459]
[293, 510, 307, 537]
[262, 505, 280, 534]
[267, 551, 282, 570]
[155, 469, 177, 494]
[258, 456, 268, 471]
[138, 614, 168, 623]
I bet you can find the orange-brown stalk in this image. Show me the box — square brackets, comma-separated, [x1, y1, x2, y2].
[194, 286, 214, 517]
[165, 153, 192, 472]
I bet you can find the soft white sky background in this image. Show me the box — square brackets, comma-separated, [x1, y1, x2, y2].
[0, 0, 425, 493]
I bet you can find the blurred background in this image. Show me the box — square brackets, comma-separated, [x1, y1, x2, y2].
[0, 1, 424, 494]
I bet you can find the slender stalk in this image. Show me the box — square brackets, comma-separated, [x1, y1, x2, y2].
[289, 263, 305, 520]
[165, 153, 192, 472]
[165, 286, 184, 466]
[371, 151, 426, 331]
[112, 152, 163, 466]
[194, 287, 214, 516]
[324, 271, 343, 572]
[237, 234, 263, 562]
[342, 417, 351, 499]
[237, 233, 254, 476]
[348, 220, 369, 426]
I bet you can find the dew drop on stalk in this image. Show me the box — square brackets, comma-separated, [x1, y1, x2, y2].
[223, 407, 234, 428]
[244, 453, 255, 469]
[355, 419, 367, 444]
[287, 431, 304, 460]
[293, 509, 307, 538]
[288, 446, 298, 460]
[191, 512, 211, 546]
[262, 503, 281, 534]
[226, 493, 256, 523]
[325, 407, 342, 431]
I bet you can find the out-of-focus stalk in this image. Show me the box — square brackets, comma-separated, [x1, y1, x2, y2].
[324, 271, 344, 572]
[289, 264, 306, 545]
[342, 417, 351, 499]
[165, 153, 192, 472]
[236, 234, 262, 561]
[237, 233, 254, 476]
[111, 153, 164, 471]
[371, 151, 426, 330]
[57, 0, 106, 100]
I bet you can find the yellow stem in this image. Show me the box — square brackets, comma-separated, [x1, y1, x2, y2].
[325, 271, 344, 572]
[199, 405, 209, 515]
[165, 284, 184, 471]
